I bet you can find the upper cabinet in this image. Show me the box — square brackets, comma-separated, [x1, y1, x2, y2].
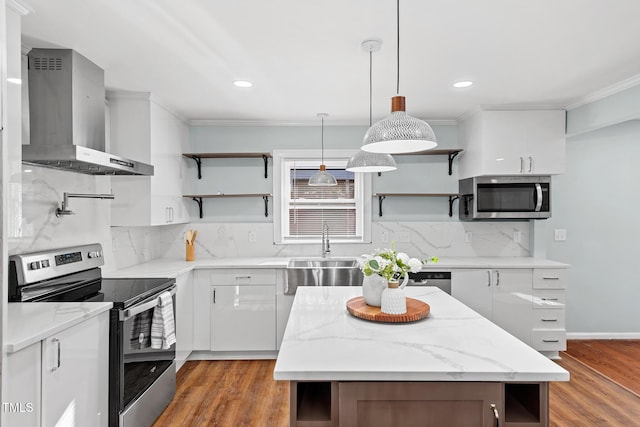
[458, 109, 566, 178]
[109, 91, 189, 226]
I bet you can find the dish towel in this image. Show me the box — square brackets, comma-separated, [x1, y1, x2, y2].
[130, 310, 153, 350]
[151, 291, 176, 350]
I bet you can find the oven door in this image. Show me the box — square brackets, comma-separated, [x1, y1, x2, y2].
[110, 286, 176, 427]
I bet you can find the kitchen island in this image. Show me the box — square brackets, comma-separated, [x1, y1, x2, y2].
[274, 286, 569, 427]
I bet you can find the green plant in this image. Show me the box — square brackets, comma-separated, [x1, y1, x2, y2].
[359, 246, 437, 282]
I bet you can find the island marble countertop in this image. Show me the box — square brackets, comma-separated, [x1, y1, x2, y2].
[273, 287, 569, 382]
[104, 256, 568, 279]
[5, 302, 113, 353]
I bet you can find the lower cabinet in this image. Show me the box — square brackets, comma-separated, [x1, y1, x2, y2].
[4, 312, 110, 427]
[175, 271, 194, 369]
[193, 268, 277, 353]
[451, 268, 567, 353]
[290, 380, 549, 427]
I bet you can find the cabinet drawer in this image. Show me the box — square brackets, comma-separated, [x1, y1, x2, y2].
[209, 268, 276, 285]
[533, 309, 566, 329]
[532, 289, 565, 309]
[533, 269, 568, 289]
[532, 330, 566, 351]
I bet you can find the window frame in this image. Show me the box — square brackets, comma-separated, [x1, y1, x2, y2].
[273, 149, 372, 245]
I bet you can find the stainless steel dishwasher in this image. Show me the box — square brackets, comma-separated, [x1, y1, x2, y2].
[407, 271, 451, 295]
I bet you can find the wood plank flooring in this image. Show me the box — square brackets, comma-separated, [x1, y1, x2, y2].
[154, 341, 640, 427]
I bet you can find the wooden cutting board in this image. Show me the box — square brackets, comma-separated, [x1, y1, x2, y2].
[346, 296, 430, 323]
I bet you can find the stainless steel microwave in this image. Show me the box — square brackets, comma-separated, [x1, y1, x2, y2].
[459, 176, 551, 220]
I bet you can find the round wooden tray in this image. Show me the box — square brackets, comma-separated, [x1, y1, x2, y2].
[346, 296, 430, 323]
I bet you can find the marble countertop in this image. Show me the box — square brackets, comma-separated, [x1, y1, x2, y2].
[104, 256, 568, 279]
[273, 287, 569, 382]
[5, 302, 113, 353]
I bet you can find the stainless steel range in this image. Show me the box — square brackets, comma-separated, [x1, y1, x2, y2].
[9, 243, 176, 427]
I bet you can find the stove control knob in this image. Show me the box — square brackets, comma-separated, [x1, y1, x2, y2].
[41, 259, 50, 268]
[29, 261, 41, 270]
[88, 251, 102, 259]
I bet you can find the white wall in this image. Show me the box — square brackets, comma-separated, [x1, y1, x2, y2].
[544, 119, 640, 335]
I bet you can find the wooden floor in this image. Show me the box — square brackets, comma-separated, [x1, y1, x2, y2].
[154, 340, 640, 427]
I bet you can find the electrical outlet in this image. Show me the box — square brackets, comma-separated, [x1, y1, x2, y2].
[465, 231, 473, 243]
[513, 231, 522, 243]
[112, 237, 118, 252]
[395, 231, 411, 243]
[381, 231, 389, 243]
[248, 230, 257, 243]
[554, 229, 567, 241]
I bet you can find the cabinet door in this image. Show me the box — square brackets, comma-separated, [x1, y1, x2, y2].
[175, 271, 194, 368]
[451, 269, 493, 319]
[339, 382, 502, 427]
[41, 312, 109, 427]
[523, 110, 566, 174]
[192, 271, 211, 350]
[210, 284, 276, 351]
[3, 342, 41, 427]
[491, 269, 533, 346]
[482, 110, 527, 175]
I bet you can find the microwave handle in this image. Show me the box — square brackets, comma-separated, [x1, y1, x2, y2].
[534, 184, 543, 212]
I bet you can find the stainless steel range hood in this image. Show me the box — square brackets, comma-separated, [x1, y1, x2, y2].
[22, 49, 154, 176]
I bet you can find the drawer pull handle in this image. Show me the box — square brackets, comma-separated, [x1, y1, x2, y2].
[235, 276, 252, 279]
[543, 339, 560, 343]
[490, 403, 500, 427]
[542, 277, 560, 280]
[541, 298, 559, 301]
[541, 318, 558, 322]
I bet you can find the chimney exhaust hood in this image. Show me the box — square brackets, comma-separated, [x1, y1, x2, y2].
[22, 49, 154, 176]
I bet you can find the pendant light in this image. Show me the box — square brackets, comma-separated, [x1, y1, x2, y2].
[308, 113, 338, 186]
[346, 40, 397, 173]
[361, 0, 437, 154]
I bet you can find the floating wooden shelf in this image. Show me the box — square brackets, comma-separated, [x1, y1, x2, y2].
[182, 152, 272, 179]
[379, 148, 463, 176]
[183, 193, 272, 218]
[372, 193, 460, 217]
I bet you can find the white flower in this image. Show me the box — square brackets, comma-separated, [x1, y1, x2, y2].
[408, 258, 423, 273]
[397, 252, 410, 264]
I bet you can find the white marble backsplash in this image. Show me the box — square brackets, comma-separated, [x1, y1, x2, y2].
[106, 221, 530, 271]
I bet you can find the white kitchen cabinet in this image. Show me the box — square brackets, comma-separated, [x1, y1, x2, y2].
[175, 271, 194, 369]
[3, 312, 109, 427]
[192, 269, 277, 353]
[275, 269, 294, 350]
[451, 267, 567, 354]
[452, 269, 533, 346]
[458, 109, 566, 178]
[108, 91, 189, 226]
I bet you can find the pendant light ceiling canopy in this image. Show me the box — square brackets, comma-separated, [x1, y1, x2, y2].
[308, 113, 338, 186]
[361, 0, 437, 155]
[346, 40, 397, 173]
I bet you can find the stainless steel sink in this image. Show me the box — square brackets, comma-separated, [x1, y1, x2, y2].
[285, 257, 363, 295]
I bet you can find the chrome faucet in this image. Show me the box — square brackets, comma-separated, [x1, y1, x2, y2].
[321, 223, 331, 257]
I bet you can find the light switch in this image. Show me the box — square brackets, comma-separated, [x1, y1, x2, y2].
[248, 231, 257, 243]
[465, 231, 473, 243]
[513, 231, 522, 243]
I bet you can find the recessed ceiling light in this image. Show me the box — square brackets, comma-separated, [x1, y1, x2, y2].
[7, 77, 22, 85]
[233, 80, 253, 88]
[453, 81, 473, 88]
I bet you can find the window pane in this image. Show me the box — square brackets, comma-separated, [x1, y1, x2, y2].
[291, 169, 355, 200]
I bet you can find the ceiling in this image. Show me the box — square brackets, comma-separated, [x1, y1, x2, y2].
[18, 0, 640, 125]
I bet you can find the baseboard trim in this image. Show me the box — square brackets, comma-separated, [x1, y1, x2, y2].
[567, 332, 640, 340]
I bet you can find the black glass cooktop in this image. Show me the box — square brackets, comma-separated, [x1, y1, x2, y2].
[98, 278, 175, 309]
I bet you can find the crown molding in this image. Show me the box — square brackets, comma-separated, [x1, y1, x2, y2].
[189, 118, 457, 127]
[455, 104, 566, 123]
[566, 73, 640, 111]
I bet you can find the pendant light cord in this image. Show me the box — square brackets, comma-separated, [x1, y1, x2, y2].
[321, 115, 324, 164]
[369, 49, 373, 127]
[396, 0, 400, 95]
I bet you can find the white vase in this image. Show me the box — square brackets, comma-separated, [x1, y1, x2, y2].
[362, 274, 387, 307]
[380, 276, 408, 315]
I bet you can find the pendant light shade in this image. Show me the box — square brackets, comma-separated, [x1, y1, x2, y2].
[346, 40, 397, 173]
[361, 0, 437, 154]
[308, 113, 338, 187]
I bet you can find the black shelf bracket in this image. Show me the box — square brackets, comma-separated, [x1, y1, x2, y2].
[448, 195, 459, 217]
[377, 195, 386, 217]
[262, 155, 269, 179]
[192, 197, 204, 218]
[448, 151, 460, 176]
[263, 195, 270, 217]
[189, 156, 203, 179]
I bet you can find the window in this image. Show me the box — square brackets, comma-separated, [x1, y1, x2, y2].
[274, 150, 371, 244]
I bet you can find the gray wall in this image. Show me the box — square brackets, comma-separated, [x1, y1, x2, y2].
[545, 119, 640, 336]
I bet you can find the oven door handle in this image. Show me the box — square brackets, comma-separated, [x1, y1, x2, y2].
[121, 286, 177, 321]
